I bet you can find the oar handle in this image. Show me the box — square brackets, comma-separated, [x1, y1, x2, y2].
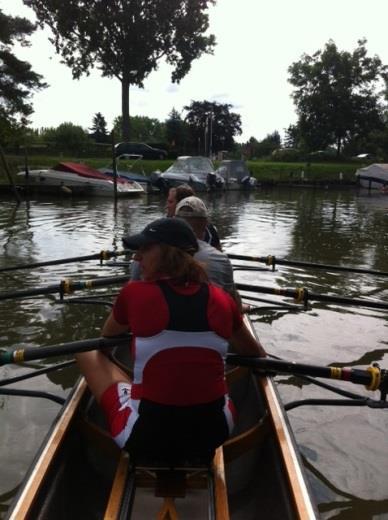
[225, 355, 388, 394]
[0, 335, 131, 366]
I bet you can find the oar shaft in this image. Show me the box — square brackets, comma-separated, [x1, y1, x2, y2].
[228, 253, 388, 277]
[226, 355, 387, 392]
[0, 274, 131, 302]
[0, 250, 131, 273]
[236, 283, 388, 310]
[0, 336, 131, 366]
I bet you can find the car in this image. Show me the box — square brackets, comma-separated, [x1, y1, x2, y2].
[352, 153, 376, 161]
[114, 142, 168, 159]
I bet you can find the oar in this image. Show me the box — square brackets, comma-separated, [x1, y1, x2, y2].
[0, 274, 131, 302]
[226, 355, 388, 396]
[0, 335, 131, 366]
[236, 283, 388, 310]
[1, 338, 386, 397]
[0, 249, 131, 273]
[228, 253, 388, 277]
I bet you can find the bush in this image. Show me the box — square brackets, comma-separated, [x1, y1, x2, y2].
[271, 148, 302, 161]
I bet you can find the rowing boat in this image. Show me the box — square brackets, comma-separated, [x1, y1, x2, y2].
[6, 316, 318, 519]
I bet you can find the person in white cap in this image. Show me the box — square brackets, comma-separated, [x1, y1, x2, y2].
[165, 184, 222, 250]
[130, 197, 234, 298]
[175, 196, 237, 299]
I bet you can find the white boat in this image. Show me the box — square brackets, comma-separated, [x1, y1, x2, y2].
[99, 154, 159, 193]
[150, 156, 225, 192]
[17, 162, 145, 197]
[215, 160, 257, 190]
[355, 163, 388, 189]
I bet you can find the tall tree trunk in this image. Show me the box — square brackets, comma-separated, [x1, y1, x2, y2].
[121, 77, 130, 141]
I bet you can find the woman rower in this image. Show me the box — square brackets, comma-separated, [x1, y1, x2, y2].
[76, 217, 265, 463]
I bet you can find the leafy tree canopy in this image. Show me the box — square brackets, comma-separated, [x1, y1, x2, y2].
[112, 115, 166, 144]
[41, 122, 90, 154]
[184, 100, 242, 155]
[0, 8, 47, 143]
[288, 39, 388, 155]
[24, 0, 216, 140]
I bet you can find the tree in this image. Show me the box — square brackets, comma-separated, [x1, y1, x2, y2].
[24, 0, 216, 140]
[90, 112, 108, 143]
[165, 108, 189, 154]
[0, 9, 47, 143]
[112, 115, 166, 144]
[254, 131, 281, 158]
[41, 122, 90, 155]
[288, 39, 388, 155]
[184, 100, 242, 155]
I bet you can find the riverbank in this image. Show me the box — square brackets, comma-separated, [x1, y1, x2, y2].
[0, 154, 361, 187]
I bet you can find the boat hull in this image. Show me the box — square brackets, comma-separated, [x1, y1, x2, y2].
[355, 164, 388, 189]
[17, 169, 145, 197]
[6, 318, 317, 519]
[99, 168, 159, 193]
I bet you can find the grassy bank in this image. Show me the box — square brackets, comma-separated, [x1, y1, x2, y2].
[0, 154, 360, 186]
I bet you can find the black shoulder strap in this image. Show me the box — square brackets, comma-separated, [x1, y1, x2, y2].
[157, 281, 209, 331]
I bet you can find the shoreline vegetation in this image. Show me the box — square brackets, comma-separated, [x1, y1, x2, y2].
[0, 154, 364, 189]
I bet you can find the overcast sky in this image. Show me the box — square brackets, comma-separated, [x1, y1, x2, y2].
[2, 0, 388, 142]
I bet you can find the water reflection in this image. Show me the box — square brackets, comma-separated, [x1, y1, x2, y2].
[0, 188, 387, 519]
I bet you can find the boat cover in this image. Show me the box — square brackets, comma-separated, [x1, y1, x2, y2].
[216, 160, 250, 182]
[54, 162, 129, 184]
[355, 163, 388, 185]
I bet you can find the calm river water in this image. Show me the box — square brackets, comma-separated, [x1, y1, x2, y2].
[0, 187, 387, 519]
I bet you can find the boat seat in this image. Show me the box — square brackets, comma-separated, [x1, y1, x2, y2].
[104, 447, 229, 519]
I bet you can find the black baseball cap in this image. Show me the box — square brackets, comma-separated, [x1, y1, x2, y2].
[122, 217, 198, 254]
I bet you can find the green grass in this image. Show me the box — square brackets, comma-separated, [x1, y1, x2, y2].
[0, 154, 360, 186]
[246, 161, 358, 185]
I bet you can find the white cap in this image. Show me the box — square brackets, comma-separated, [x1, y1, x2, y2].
[175, 196, 208, 218]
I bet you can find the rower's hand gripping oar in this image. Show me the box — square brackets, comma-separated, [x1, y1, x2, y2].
[226, 355, 388, 401]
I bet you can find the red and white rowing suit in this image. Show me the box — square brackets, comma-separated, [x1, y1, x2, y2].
[100, 280, 243, 459]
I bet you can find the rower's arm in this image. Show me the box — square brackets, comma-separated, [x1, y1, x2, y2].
[229, 321, 266, 357]
[102, 312, 129, 337]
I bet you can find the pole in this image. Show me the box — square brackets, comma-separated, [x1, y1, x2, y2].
[111, 130, 117, 203]
[209, 112, 213, 159]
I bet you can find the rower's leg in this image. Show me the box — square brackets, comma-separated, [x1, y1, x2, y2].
[75, 350, 131, 402]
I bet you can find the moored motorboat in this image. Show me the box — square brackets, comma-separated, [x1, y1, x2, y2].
[355, 163, 388, 189]
[215, 160, 257, 190]
[17, 162, 145, 197]
[98, 154, 159, 193]
[150, 156, 225, 192]
[5, 315, 317, 519]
